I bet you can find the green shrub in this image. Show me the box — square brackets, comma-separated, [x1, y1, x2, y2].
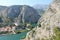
[15, 30, 27, 34]
[38, 24, 41, 27]
[52, 27, 60, 40]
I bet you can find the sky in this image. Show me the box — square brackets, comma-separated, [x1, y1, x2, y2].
[0, 0, 52, 6]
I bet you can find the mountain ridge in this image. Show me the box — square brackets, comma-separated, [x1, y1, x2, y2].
[0, 5, 40, 24]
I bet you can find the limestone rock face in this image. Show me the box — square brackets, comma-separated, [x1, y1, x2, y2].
[24, 0, 60, 40]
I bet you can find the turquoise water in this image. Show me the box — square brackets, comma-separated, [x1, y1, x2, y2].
[0, 24, 37, 40]
[0, 31, 28, 40]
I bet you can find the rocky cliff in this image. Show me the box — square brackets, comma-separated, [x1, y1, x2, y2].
[23, 0, 60, 40]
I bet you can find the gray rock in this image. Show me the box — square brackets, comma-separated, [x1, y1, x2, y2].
[24, 0, 60, 40]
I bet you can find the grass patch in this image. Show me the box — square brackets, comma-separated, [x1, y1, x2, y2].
[15, 29, 28, 34]
[52, 27, 60, 40]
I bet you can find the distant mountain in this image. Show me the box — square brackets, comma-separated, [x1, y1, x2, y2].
[36, 9, 45, 16]
[0, 5, 40, 24]
[33, 4, 48, 10]
[33, 4, 48, 16]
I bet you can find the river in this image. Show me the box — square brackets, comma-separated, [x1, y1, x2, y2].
[0, 31, 28, 40]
